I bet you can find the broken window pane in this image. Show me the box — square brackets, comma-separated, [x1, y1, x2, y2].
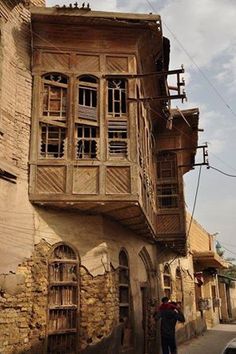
[41, 125, 66, 158]
[43, 74, 68, 119]
[76, 124, 98, 159]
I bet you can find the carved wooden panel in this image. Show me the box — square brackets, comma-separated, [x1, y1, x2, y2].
[106, 56, 128, 72]
[76, 54, 100, 72]
[36, 166, 66, 194]
[73, 166, 98, 194]
[42, 52, 70, 70]
[156, 214, 181, 234]
[106, 167, 131, 194]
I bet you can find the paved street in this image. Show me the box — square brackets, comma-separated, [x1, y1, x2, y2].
[178, 324, 236, 354]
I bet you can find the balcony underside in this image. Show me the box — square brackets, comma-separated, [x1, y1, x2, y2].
[156, 234, 187, 256]
[30, 197, 156, 242]
[193, 251, 228, 270]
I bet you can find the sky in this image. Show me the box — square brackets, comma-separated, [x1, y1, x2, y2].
[46, 0, 236, 259]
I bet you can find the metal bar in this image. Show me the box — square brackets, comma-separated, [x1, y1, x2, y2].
[102, 68, 185, 79]
[127, 94, 186, 102]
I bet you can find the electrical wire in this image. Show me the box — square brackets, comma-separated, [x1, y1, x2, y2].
[187, 165, 202, 237]
[30, 7, 236, 177]
[219, 244, 236, 258]
[208, 165, 236, 178]
[217, 241, 236, 249]
[210, 151, 236, 174]
[145, 0, 236, 119]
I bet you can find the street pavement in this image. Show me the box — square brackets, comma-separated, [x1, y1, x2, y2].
[178, 324, 236, 354]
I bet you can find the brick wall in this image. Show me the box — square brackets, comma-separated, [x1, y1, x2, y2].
[0, 2, 32, 174]
[187, 213, 211, 252]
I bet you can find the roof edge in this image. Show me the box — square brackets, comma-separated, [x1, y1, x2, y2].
[30, 6, 161, 22]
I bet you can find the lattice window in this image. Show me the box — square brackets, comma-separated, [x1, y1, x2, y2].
[43, 74, 68, 119]
[107, 79, 128, 157]
[163, 264, 172, 298]
[76, 124, 98, 159]
[157, 152, 177, 179]
[157, 152, 179, 209]
[41, 125, 66, 158]
[78, 75, 98, 125]
[48, 243, 79, 354]
[108, 79, 127, 117]
[157, 184, 178, 209]
[108, 120, 128, 157]
[119, 249, 130, 322]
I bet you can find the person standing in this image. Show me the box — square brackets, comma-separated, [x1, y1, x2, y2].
[154, 298, 185, 354]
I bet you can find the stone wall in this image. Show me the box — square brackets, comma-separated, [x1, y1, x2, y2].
[0, 239, 120, 354]
[80, 267, 119, 350]
[0, 240, 49, 354]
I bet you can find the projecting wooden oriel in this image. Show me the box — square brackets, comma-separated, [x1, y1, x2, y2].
[29, 8, 164, 240]
[29, 8, 199, 248]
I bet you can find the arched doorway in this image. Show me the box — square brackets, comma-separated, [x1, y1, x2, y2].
[47, 243, 79, 354]
[139, 247, 157, 354]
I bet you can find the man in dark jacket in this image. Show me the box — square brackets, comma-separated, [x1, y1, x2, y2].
[155, 299, 185, 354]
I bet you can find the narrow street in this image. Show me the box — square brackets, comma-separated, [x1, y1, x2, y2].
[178, 324, 236, 354]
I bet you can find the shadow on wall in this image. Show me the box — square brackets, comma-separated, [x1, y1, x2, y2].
[176, 316, 207, 344]
[17, 325, 123, 354]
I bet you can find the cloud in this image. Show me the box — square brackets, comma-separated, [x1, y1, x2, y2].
[160, 0, 236, 69]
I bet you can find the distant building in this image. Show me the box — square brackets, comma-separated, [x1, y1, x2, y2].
[0, 1, 207, 354]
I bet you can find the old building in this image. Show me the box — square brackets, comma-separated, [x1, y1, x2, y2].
[0, 1, 201, 354]
[218, 274, 236, 323]
[158, 214, 228, 345]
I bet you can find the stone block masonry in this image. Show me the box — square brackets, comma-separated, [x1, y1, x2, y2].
[0, 240, 120, 354]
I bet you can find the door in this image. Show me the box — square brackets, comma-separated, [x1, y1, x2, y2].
[47, 244, 79, 354]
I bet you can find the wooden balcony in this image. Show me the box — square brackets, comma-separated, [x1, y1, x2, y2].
[29, 161, 156, 241]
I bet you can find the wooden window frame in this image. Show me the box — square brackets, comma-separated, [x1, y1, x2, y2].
[76, 124, 99, 160]
[107, 79, 127, 118]
[47, 243, 80, 354]
[40, 73, 68, 159]
[42, 74, 68, 121]
[157, 183, 178, 209]
[41, 124, 66, 159]
[77, 75, 99, 127]
[163, 264, 172, 298]
[119, 249, 130, 322]
[107, 79, 129, 158]
[157, 152, 179, 210]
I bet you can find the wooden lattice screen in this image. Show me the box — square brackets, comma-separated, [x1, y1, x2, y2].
[47, 244, 79, 354]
